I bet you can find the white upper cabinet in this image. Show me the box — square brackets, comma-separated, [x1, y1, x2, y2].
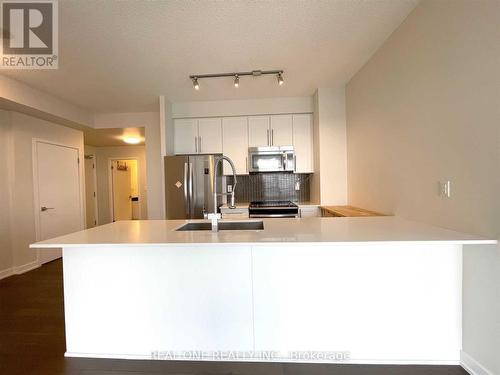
[270, 115, 293, 146]
[222, 117, 249, 175]
[292, 114, 314, 173]
[174, 119, 198, 154]
[248, 116, 270, 147]
[248, 115, 293, 147]
[198, 118, 222, 154]
[174, 118, 222, 154]
[174, 114, 313, 173]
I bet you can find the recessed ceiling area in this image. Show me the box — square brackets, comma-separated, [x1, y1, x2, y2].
[1, 0, 418, 113]
[84, 127, 145, 147]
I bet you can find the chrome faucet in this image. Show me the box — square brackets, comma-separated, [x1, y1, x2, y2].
[207, 156, 237, 232]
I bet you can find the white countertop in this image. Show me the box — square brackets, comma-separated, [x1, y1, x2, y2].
[31, 216, 496, 248]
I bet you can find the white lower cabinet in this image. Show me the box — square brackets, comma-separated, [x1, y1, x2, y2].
[220, 207, 249, 219]
[222, 117, 248, 175]
[64, 246, 254, 354]
[299, 206, 320, 218]
[64, 243, 461, 362]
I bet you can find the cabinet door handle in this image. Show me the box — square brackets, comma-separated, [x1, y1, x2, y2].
[271, 129, 274, 145]
[266, 129, 269, 146]
[194, 136, 198, 153]
[198, 136, 202, 153]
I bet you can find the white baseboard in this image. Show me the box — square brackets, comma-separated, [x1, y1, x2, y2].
[461, 351, 494, 375]
[13, 260, 40, 274]
[65, 352, 460, 365]
[0, 267, 14, 280]
[0, 260, 40, 280]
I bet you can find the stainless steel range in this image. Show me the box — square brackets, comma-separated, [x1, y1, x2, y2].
[249, 200, 299, 218]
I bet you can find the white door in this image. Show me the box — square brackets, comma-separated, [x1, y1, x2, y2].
[111, 160, 133, 221]
[222, 117, 249, 175]
[84, 156, 98, 228]
[292, 114, 314, 173]
[270, 115, 293, 146]
[198, 118, 222, 154]
[35, 141, 82, 264]
[248, 116, 270, 147]
[174, 119, 198, 154]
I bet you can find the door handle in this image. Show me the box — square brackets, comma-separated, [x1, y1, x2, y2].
[189, 162, 194, 217]
[183, 163, 189, 215]
[266, 129, 269, 146]
[41, 206, 55, 212]
[198, 136, 202, 153]
[271, 129, 274, 145]
[194, 137, 198, 153]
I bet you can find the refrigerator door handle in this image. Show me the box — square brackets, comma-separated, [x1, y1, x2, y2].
[189, 162, 194, 217]
[183, 162, 189, 216]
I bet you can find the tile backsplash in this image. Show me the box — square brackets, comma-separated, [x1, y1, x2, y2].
[225, 173, 311, 203]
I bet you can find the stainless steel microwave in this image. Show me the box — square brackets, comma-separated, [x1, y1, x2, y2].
[248, 146, 295, 173]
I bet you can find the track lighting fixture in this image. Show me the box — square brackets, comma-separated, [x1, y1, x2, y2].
[192, 77, 199, 90]
[189, 69, 284, 90]
[277, 72, 284, 85]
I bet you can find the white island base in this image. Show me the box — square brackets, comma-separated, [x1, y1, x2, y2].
[31, 218, 496, 365]
[62, 242, 462, 364]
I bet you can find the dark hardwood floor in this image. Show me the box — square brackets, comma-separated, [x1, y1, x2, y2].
[0, 259, 468, 375]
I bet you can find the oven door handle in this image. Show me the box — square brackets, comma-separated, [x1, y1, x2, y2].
[249, 213, 298, 218]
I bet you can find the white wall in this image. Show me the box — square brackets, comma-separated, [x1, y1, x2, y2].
[91, 145, 147, 225]
[0, 111, 85, 277]
[93, 112, 164, 219]
[0, 111, 13, 276]
[171, 96, 314, 119]
[346, 0, 499, 373]
[312, 88, 348, 205]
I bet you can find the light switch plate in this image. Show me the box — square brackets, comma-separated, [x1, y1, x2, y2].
[227, 184, 232, 193]
[440, 181, 451, 198]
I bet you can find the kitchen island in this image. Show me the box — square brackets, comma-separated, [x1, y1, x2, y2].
[31, 217, 495, 365]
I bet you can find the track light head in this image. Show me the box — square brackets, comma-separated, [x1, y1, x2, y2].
[192, 77, 199, 90]
[277, 72, 284, 86]
[234, 75, 239, 88]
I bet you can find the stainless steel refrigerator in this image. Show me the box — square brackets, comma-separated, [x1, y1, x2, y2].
[164, 154, 222, 219]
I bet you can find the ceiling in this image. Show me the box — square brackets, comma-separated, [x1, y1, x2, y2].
[84, 127, 145, 147]
[2, 0, 418, 113]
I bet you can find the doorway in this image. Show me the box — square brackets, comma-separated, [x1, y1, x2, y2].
[84, 154, 98, 228]
[109, 159, 140, 222]
[33, 140, 83, 264]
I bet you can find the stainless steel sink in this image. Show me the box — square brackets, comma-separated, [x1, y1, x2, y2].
[176, 220, 264, 231]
